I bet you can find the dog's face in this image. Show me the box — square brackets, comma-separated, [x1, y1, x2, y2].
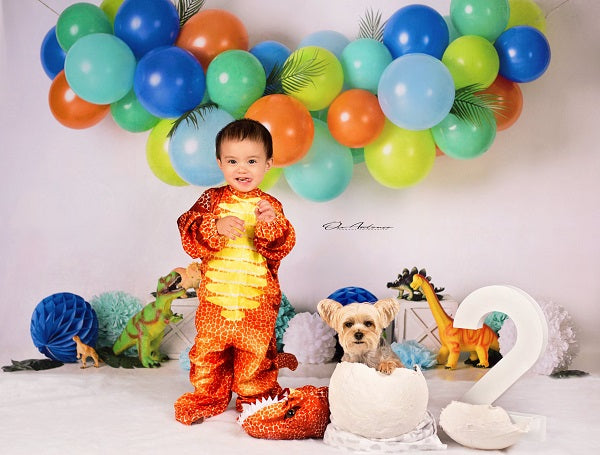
[317, 298, 400, 356]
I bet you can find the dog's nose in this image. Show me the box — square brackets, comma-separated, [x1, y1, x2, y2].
[354, 331, 363, 340]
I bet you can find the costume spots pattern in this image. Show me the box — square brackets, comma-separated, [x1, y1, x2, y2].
[174, 186, 295, 425]
[240, 385, 330, 439]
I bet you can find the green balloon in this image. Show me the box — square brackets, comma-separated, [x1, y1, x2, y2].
[259, 167, 283, 191]
[450, 0, 510, 42]
[111, 90, 160, 133]
[206, 50, 266, 118]
[146, 120, 189, 186]
[442, 35, 499, 89]
[431, 112, 497, 159]
[56, 3, 112, 51]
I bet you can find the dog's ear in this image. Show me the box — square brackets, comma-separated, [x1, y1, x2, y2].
[317, 299, 343, 328]
[374, 298, 400, 326]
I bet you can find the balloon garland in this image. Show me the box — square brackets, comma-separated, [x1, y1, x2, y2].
[41, 0, 551, 201]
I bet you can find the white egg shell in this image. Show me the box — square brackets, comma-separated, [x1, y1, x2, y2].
[440, 401, 528, 450]
[328, 362, 429, 439]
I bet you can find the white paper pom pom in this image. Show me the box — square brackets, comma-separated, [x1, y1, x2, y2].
[499, 298, 579, 375]
[282, 312, 336, 364]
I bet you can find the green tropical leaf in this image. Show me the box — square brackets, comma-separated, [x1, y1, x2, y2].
[176, 0, 205, 27]
[168, 102, 218, 137]
[358, 8, 386, 42]
[265, 49, 328, 96]
[450, 84, 506, 127]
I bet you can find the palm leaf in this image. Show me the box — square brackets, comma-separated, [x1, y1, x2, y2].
[168, 102, 218, 138]
[265, 49, 328, 96]
[175, 0, 205, 27]
[358, 8, 386, 42]
[450, 84, 506, 127]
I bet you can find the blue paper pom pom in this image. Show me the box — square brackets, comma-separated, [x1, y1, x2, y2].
[30, 292, 98, 362]
[276, 293, 296, 352]
[391, 340, 437, 369]
[327, 286, 378, 305]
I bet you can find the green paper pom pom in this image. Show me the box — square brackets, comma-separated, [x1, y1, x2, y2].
[89, 291, 143, 355]
[276, 293, 296, 352]
[484, 311, 508, 333]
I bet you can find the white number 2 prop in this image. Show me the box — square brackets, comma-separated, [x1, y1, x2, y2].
[453, 285, 549, 405]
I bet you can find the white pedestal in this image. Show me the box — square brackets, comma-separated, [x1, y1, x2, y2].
[393, 295, 459, 351]
[161, 297, 198, 359]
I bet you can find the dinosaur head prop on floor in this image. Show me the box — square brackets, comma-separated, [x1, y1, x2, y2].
[238, 385, 330, 439]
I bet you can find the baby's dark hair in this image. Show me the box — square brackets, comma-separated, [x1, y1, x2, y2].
[215, 118, 273, 160]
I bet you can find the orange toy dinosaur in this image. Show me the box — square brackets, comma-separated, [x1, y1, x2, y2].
[72, 335, 100, 369]
[238, 385, 330, 439]
[174, 186, 295, 425]
[410, 274, 500, 369]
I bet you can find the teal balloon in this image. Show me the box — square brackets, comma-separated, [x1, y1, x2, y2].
[110, 89, 160, 132]
[432, 112, 497, 159]
[450, 0, 510, 42]
[56, 3, 112, 52]
[284, 119, 353, 202]
[299, 30, 350, 59]
[351, 148, 365, 164]
[65, 33, 136, 105]
[340, 38, 393, 94]
[206, 50, 266, 118]
[444, 15, 461, 42]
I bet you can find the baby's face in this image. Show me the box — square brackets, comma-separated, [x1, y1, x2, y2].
[217, 139, 272, 193]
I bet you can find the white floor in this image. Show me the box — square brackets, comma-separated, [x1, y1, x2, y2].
[1, 353, 598, 455]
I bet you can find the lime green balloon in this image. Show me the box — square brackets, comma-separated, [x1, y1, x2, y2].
[259, 167, 283, 191]
[432, 112, 496, 159]
[146, 120, 188, 186]
[100, 0, 124, 25]
[364, 120, 436, 188]
[506, 0, 547, 34]
[442, 35, 499, 89]
[283, 46, 344, 111]
[450, 0, 509, 42]
[56, 3, 112, 51]
[111, 90, 160, 133]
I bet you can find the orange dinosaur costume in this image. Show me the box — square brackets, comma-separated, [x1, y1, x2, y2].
[174, 185, 295, 425]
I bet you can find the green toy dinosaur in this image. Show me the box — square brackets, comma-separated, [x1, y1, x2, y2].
[112, 271, 185, 367]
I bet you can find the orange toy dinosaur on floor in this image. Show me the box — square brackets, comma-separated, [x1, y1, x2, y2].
[174, 185, 296, 425]
[410, 274, 500, 369]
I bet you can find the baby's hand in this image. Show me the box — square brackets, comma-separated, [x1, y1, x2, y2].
[216, 216, 245, 239]
[255, 199, 276, 223]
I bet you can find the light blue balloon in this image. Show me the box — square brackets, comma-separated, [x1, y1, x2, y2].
[65, 33, 136, 105]
[378, 53, 455, 131]
[340, 38, 392, 94]
[250, 40, 291, 76]
[284, 119, 353, 202]
[298, 30, 350, 59]
[168, 108, 234, 186]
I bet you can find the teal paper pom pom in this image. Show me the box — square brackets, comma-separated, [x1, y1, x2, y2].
[484, 311, 508, 333]
[89, 291, 143, 355]
[391, 340, 437, 369]
[179, 346, 191, 371]
[276, 293, 296, 352]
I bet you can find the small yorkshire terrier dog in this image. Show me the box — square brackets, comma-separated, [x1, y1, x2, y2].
[317, 298, 403, 375]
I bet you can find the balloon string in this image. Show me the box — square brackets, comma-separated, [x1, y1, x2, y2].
[545, 0, 571, 18]
[36, 0, 59, 16]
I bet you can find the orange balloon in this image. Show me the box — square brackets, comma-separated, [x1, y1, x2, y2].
[435, 146, 445, 157]
[246, 94, 314, 167]
[480, 75, 523, 131]
[327, 89, 385, 148]
[48, 71, 110, 129]
[175, 9, 249, 71]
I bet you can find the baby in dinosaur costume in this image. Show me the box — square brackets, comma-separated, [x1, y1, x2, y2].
[174, 119, 296, 425]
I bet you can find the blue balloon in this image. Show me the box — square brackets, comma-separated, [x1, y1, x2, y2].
[40, 26, 66, 79]
[494, 26, 551, 83]
[168, 108, 234, 186]
[114, 0, 180, 60]
[65, 33, 136, 104]
[284, 119, 353, 202]
[298, 30, 350, 59]
[383, 4, 449, 59]
[134, 46, 205, 119]
[250, 40, 291, 77]
[340, 38, 392, 94]
[378, 53, 455, 131]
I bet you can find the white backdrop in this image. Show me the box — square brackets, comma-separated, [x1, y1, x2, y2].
[1, 0, 598, 366]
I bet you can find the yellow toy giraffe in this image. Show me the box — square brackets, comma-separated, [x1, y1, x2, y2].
[410, 273, 500, 369]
